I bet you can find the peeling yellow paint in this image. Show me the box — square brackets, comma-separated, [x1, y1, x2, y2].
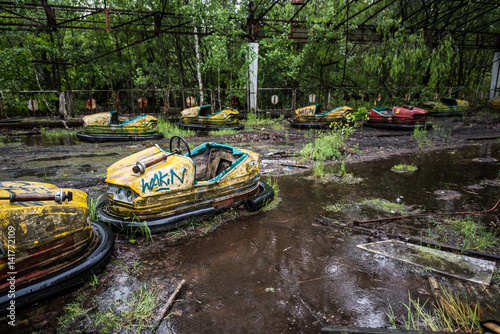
[104, 143, 260, 218]
[82, 112, 159, 135]
[294, 105, 353, 123]
[180, 106, 240, 126]
[0, 181, 89, 252]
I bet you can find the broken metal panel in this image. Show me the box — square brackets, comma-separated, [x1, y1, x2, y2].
[357, 239, 496, 285]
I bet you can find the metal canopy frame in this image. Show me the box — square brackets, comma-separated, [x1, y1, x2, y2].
[0, 0, 499, 66]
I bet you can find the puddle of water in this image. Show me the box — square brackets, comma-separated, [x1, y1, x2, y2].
[166, 143, 500, 332]
[1, 134, 78, 146]
[2, 141, 499, 333]
[98, 272, 139, 311]
[347, 144, 500, 213]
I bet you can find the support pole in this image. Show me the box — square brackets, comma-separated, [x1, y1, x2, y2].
[247, 42, 259, 113]
[489, 51, 500, 99]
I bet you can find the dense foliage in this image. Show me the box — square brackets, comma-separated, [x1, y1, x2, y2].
[0, 0, 498, 100]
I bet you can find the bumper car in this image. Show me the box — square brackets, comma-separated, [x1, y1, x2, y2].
[290, 104, 353, 129]
[422, 97, 469, 116]
[76, 111, 164, 142]
[365, 106, 432, 130]
[0, 181, 114, 312]
[97, 136, 274, 233]
[487, 95, 500, 110]
[179, 105, 244, 130]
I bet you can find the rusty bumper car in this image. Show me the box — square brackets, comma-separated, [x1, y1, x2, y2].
[76, 111, 164, 142]
[0, 181, 114, 312]
[365, 106, 432, 130]
[96, 136, 274, 233]
[178, 105, 244, 131]
[290, 104, 353, 129]
[487, 95, 500, 110]
[422, 97, 468, 116]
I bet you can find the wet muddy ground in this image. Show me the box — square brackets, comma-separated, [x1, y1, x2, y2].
[1, 114, 500, 333]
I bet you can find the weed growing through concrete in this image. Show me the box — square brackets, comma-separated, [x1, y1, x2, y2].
[200, 215, 225, 236]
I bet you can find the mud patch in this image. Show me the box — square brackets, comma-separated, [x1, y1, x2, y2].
[227, 132, 286, 142]
[434, 190, 461, 200]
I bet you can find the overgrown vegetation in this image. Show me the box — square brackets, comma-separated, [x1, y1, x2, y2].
[391, 164, 418, 173]
[40, 127, 80, 137]
[157, 117, 194, 138]
[88, 195, 102, 221]
[58, 284, 162, 333]
[413, 127, 433, 149]
[323, 202, 347, 212]
[244, 112, 284, 128]
[300, 122, 357, 177]
[361, 198, 408, 214]
[424, 216, 499, 252]
[386, 290, 482, 333]
[211, 128, 240, 136]
[1, 2, 496, 117]
[57, 294, 91, 330]
[263, 176, 280, 210]
[124, 220, 153, 244]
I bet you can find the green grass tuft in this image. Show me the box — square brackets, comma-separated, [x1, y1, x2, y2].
[157, 117, 194, 137]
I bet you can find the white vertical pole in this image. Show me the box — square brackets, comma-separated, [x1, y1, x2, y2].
[489, 52, 500, 99]
[248, 42, 259, 112]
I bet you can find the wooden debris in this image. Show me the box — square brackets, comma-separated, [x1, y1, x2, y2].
[152, 279, 186, 333]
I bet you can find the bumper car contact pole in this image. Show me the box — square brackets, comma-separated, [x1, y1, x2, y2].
[133, 149, 180, 174]
[0, 189, 73, 203]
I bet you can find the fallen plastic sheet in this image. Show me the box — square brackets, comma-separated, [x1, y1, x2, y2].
[357, 240, 496, 285]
